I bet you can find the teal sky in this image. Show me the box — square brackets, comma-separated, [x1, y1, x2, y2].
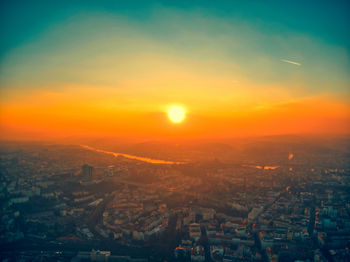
[1, 0, 349, 55]
[1, 1, 349, 94]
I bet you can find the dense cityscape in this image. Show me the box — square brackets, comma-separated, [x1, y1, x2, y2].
[0, 137, 349, 261]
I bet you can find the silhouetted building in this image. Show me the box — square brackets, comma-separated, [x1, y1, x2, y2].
[81, 164, 94, 178]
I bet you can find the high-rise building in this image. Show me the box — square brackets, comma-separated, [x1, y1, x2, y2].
[189, 223, 201, 241]
[81, 164, 94, 178]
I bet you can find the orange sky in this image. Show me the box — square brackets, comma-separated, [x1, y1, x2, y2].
[1, 86, 349, 140]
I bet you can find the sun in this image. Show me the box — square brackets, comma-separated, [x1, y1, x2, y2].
[167, 105, 186, 124]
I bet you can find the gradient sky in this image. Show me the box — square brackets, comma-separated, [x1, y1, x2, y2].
[0, 0, 349, 140]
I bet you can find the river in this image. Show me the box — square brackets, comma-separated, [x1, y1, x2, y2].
[80, 145, 184, 165]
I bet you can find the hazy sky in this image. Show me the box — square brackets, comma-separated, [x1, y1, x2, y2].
[0, 0, 349, 140]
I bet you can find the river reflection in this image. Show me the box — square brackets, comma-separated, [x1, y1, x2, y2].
[80, 145, 184, 165]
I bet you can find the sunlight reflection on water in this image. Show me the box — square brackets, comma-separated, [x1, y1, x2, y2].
[80, 145, 184, 165]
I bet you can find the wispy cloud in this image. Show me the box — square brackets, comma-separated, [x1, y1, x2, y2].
[280, 59, 301, 66]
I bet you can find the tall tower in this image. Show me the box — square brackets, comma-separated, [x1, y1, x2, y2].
[81, 164, 94, 179]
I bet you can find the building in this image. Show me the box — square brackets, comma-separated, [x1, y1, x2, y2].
[191, 245, 205, 262]
[248, 207, 263, 223]
[174, 246, 187, 260]
[81, 164, 94, 179]
[189, 223, 201, 241]
[210, 246, 224, 261]
[8, 196, 29, 205]
[90, 250, 110, 262]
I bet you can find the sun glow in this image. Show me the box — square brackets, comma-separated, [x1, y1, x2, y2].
[167, 105, 186, 124]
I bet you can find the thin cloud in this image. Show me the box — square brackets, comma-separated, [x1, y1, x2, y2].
[280, 59, 301, 66]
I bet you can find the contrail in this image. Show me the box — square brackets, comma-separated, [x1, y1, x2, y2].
[280, 59, 301, 66]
